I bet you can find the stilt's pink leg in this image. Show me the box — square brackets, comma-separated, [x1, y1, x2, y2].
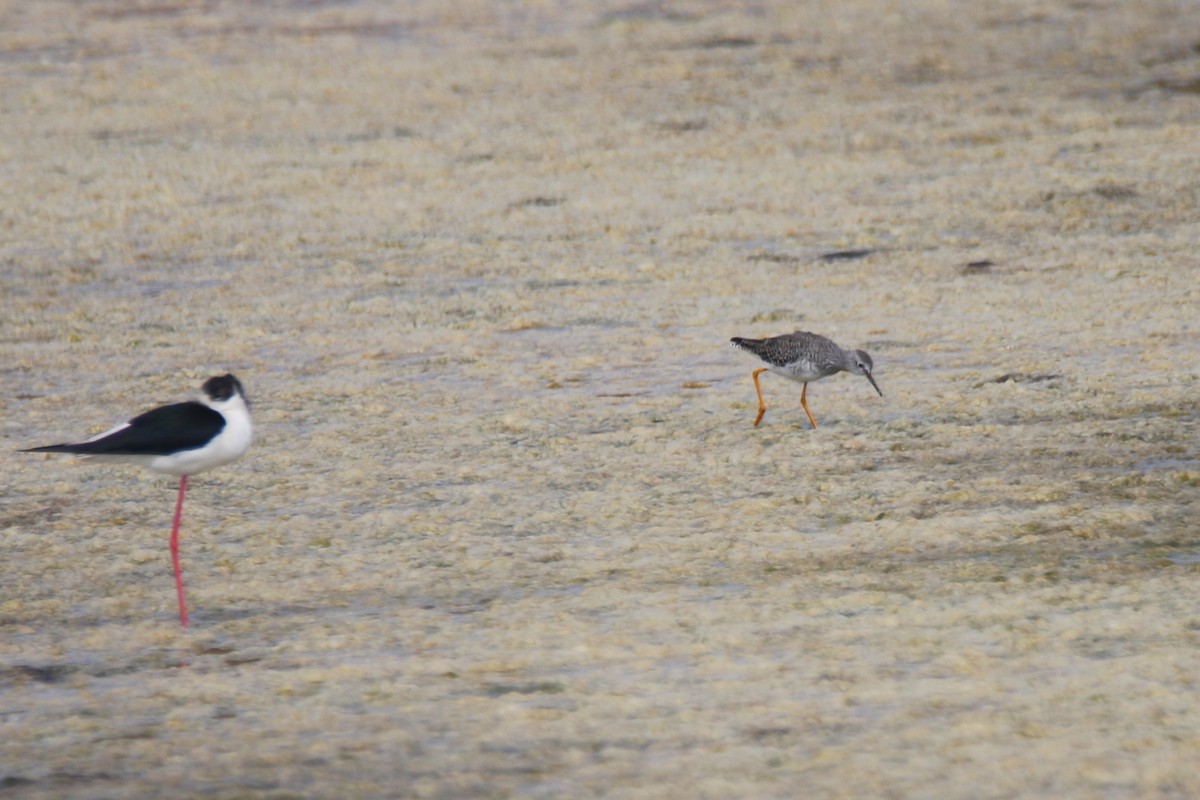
[171, 475, 189, 628]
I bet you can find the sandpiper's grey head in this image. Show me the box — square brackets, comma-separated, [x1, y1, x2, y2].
[850, 350, 883, 397]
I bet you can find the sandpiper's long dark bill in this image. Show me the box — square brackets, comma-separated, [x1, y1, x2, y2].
[21, 374, 253, 627]
[730, 331, 881, 428]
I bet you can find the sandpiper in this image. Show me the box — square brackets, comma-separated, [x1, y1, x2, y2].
[730, 331, 882, 428]
[21, 374, 253, 627]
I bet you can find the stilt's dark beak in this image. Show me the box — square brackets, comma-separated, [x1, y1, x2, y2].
[864, 370, 883, 397]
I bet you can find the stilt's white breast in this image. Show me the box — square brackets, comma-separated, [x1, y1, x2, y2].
[146, 393, 253, 477]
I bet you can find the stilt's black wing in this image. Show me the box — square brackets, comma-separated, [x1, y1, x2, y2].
[23, 402, 226, 456]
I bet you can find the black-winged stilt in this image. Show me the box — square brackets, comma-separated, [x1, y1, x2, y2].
[21, 374, 253, 627]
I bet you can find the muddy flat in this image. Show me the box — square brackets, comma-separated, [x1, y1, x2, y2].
[2, 2, 1198, 797]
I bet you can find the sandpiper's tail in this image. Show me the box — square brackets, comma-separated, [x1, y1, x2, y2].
[730, 336, 770, 358]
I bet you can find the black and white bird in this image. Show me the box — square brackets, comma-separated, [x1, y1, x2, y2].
[730, 331, 882, 428]
[21, 374, 253, 627]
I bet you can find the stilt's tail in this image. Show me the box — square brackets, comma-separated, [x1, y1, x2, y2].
[20, 443, 91, 454]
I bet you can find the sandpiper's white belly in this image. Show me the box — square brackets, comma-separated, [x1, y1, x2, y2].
[774, 360, 826, 383]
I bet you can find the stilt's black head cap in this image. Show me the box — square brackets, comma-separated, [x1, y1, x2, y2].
[201, 374, 246, 404]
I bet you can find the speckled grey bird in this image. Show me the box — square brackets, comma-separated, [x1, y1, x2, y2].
[730, 331, 882, 428]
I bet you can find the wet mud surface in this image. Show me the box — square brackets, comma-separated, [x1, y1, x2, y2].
[2, 1, 1198, 797]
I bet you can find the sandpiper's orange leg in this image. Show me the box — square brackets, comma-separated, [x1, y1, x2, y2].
[800, 383, 819, 429]
[751, 368, 768, 427]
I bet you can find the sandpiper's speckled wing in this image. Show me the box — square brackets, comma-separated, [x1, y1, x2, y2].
[731, 331, 839, 370]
